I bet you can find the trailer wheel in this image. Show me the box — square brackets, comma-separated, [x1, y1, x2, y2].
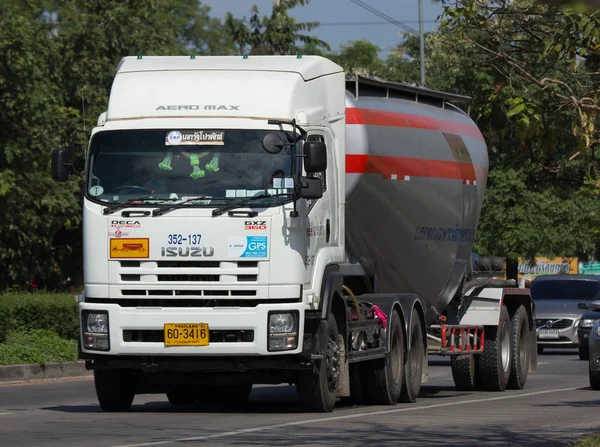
[478, 305, 512, 391]
[297, 314, 340, 412]
[507, 305, 530, 390]
[367, 310, 404, 405]
[590, 370, 600, 390]
[400, 308, 424, 403]
[451, 355, 478, 391]
[167, 384, 195, 406]
[94, 369, 135, 412]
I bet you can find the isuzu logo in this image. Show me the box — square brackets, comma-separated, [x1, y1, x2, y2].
[161, 247, 215, 257]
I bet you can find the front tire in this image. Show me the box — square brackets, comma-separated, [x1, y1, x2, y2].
[579, 345, 589, 361]
[297, 314, 340, 412]
[478, 305, 512, 391]
[94, 369, 135, 412]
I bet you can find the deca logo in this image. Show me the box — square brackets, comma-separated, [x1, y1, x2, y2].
[248, 241, 267, 251]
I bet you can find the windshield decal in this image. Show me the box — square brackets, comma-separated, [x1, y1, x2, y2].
[165, 130, 224, 146]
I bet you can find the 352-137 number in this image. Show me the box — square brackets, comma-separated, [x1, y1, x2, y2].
[166, 234, 202, 245]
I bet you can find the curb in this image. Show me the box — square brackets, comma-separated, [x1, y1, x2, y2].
[0, 361, 92, 383]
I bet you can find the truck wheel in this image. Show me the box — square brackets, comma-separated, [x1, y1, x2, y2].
[478, 305, 512, 391]
[451, 355, 477, 391]
[400, 308, 424, 403]
[590, 370, 600, 390]
[297, 314, 340, 412]
[94, 369, 135, 412]
[508, 305, 530, 390]
[367, 310, 404, 405]
[167, 384, 195, 406]
[579, 345, 589, 361]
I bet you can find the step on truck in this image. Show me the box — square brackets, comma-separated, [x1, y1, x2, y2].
[51, 55, 536, 412]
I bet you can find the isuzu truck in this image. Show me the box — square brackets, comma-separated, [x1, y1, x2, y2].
[51, 55, 536, 412]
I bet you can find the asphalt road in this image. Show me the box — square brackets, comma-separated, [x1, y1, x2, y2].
[1, 350, 598, 447]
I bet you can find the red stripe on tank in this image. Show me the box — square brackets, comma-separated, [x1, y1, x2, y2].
[346, 107, 485, 143]
[346, 154, 477, 182]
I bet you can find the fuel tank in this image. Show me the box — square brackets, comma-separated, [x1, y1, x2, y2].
[344, 77, 489, 324]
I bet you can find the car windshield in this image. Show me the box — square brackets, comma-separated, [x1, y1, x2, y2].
[531, 279, 600, 301]
[86, 129, 297, 206]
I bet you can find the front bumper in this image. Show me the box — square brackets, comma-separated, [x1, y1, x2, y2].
[79, 302, 305, 356]
[536, 326, 579, 348]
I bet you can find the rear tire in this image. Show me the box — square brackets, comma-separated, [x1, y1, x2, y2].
[94, 369, 135, 412]
[400, 308, 424, 403]
[367, 310, 404, 405]
[579, 345, 589, 361]
[478, 305, 512, 391]
[297, 314, 340, 412]
[451, 355, 478, 391]
[508, 305, 530, 390]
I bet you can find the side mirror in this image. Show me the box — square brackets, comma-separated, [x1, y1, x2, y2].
[51, 147, 71, 182]
[298, 176, 323, 199]
[578, 302, 589, 310]
[589, 300, 600, 312]
[303, 141, 327, 173]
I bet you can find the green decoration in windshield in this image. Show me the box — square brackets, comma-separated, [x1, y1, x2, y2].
[158, 152, 220, 179]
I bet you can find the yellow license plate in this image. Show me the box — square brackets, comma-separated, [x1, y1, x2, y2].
[164, 323, 209, 347]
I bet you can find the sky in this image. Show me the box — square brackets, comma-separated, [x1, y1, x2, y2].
[201, 0, 445, 56]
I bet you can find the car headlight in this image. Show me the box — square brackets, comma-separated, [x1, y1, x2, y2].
[82, 310, 110, 351]
[268, 311, 298, 352]
[580, 319, 597, 328]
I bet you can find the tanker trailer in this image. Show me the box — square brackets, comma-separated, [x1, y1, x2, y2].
[50, 55, 536, 413]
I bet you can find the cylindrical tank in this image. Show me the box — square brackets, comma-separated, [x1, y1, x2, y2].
[344, 82, 488, 324]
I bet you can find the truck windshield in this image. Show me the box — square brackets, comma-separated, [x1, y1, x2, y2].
[531, 279, 600, 301]
[86, 129, 296, 206]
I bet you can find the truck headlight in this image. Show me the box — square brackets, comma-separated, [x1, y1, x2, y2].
[82, 310, 110, 351]
[268, 311, 298, 351]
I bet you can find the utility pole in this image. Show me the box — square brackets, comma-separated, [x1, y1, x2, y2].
[418, 0, 426, 86]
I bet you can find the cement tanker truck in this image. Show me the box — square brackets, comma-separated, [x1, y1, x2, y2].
[51, 55, 536, 412]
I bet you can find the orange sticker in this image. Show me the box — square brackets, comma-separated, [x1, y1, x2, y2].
[110, 238, 149, 258]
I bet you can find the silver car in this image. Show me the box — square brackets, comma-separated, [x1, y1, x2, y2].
[530, 274, 600, 354]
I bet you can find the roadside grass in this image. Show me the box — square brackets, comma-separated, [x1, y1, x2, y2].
[572, 435, 600, 447]
[0, 329, 78, 365]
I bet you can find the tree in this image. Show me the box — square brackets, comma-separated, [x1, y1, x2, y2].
[442, 0, 600, 176]
[224, 0, 330, 55]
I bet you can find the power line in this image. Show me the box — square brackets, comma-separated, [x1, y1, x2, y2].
[348, 0, 418, 35]
[317, 20, 437, 26]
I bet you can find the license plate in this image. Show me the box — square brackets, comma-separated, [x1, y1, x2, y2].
[538, 329, 559, 339]
[164, 323, 209, 347]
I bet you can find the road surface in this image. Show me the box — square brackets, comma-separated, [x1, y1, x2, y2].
[0, 350, 598, 447]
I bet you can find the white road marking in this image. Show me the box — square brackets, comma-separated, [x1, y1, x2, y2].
[113, 386, 579, 447]
[0, 412, 12, 416]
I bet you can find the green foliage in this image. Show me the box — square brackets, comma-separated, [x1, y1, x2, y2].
[224, 0, 329, 55]
[0, 329, 78, 365]
[0, 292, 79, 343]
[0, 0, 232, 290]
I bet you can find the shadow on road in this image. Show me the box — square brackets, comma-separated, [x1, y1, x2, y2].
[42, 383, 474, 415]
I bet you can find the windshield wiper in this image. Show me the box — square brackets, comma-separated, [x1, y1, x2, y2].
[152, 196, 226, 217]
[211, 193, 291, 217]
[102, 197, 176, 215]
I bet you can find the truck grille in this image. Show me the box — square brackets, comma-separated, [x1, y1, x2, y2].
[536, 319, 573, 329]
